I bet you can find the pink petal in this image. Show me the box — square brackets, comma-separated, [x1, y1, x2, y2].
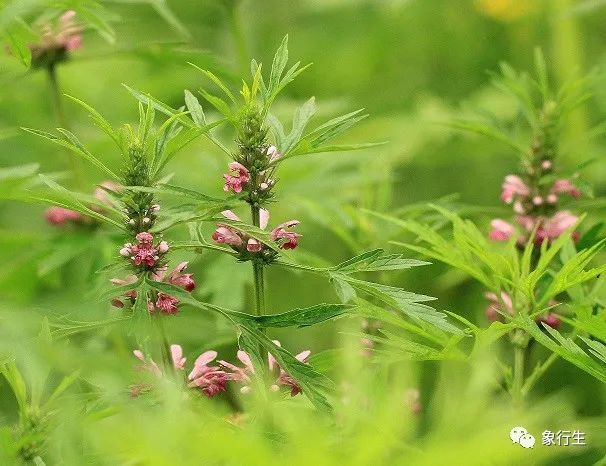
[222, 210, 240, 222]
[259, 208, 270, 230]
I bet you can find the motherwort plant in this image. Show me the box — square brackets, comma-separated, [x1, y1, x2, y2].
[373, 51, 606, 404]
[25, 37, 462, 411]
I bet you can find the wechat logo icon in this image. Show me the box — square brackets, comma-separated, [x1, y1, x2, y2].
[510, 426, 536, 449]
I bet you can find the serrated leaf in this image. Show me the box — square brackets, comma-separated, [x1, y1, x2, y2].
[255, 303, 351, 328]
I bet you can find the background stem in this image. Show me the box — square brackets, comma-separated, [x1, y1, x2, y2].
[46, 64, 83, 188]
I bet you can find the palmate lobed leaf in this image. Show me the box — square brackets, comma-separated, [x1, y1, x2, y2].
[254, 303, 351, 328]
[333, 248, 430, 273]
[332, 273, 463, 335]
[516, 313, 606, 383]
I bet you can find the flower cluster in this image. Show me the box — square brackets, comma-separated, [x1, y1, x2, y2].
[131, 341, 310, 398]
[212, 209, 301, 261]
[119, 232, 169, 269]
[489, 171, 580, 246]
[30, 10, 82, 69]
[222, 105, 281, 207]
[222, 146, 280, 197]
[112, 237, 196, 315]
[484, 291, 561, 329]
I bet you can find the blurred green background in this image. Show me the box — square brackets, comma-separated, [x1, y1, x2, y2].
[1, 0, 606, 464]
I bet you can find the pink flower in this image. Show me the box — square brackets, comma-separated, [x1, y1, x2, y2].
[166, 261, 196, 292]
[267, 146, 281, 163]
[94, 180, 121, 205]
[127, 232, 161, 267]
[136, 232, 153, 243]
[212, 226, 243, 247]
[270, 347, 311, 396]
[212, 210, 244, 247]
[187, 351, 230, 397]
[484, 291, 513, 322]
[551, 179, 581, 198]
[246, 238, 263, 252]
[110, 275, 138, 308]
[223, 162, 250, 193]
[45, 206, 83, 225]
[501, 175, 530, 204]
[133, 349, 162, 377]
[489, 219, 515, 241]
[541, 211, 578, 241]
[270, 220, 302, 250]
[515, 215, 536, 232]
[219, 351, 255, 393]
[222, 341, 310, 397]
[171, 344, 187, 370]
[404, 388, 422, 416]
[155, 293, 179, 314]
[31, 10, 82, 63]
[537, 313, 561, 329]
[57, 11, 82, 51]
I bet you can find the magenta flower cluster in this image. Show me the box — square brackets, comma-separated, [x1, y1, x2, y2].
[132, 340, 310, 398]
[489, 168, 580, 245]
[29, 10, 82, 66]
[212, 209, 301, 253]
[484, 291, 561, 329]
[112, 232, 196, 314]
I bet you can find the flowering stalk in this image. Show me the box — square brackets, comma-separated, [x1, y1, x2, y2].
[31, 11, 84, 187]
[251, 205, 266, 319]
[480, 54, 593, 403]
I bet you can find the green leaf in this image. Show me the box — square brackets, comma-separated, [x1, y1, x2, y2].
[43, 370, 80, 408]
[517, 314, 606, 383]
[269, 35, 289, 96]
[255, 303, 351, 328]
[334, 274, 463, 335]
[184, 90, 206, 125]
[238, 326, 334, 412]
[22, 127, 119, 180]
[64, 94, 119, 146]
[0, 361, 28, 416]
[34, 175, 127, 230]
[189, 63, 236, 104]
[333, 249, 430, 273]
[281, 97, 317, 154]
[199, 90, 233, 119]
[123, 84, 195, 128]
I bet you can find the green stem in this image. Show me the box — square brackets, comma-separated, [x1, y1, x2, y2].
[154, 316, 173, 372]
[521, 352, 559, 397]
[46, 64, 83, 188]
[251, 204, 266, 319]
[512, 344, 526, 406]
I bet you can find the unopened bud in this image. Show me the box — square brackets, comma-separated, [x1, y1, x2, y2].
[546, 194, 557, 204]
[240, 386, 252, 395]
[142, 217, 151, 225]
[158, 241, 169, 253]
[119, 247, 131, 257]
[532, 196, 543, 205]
